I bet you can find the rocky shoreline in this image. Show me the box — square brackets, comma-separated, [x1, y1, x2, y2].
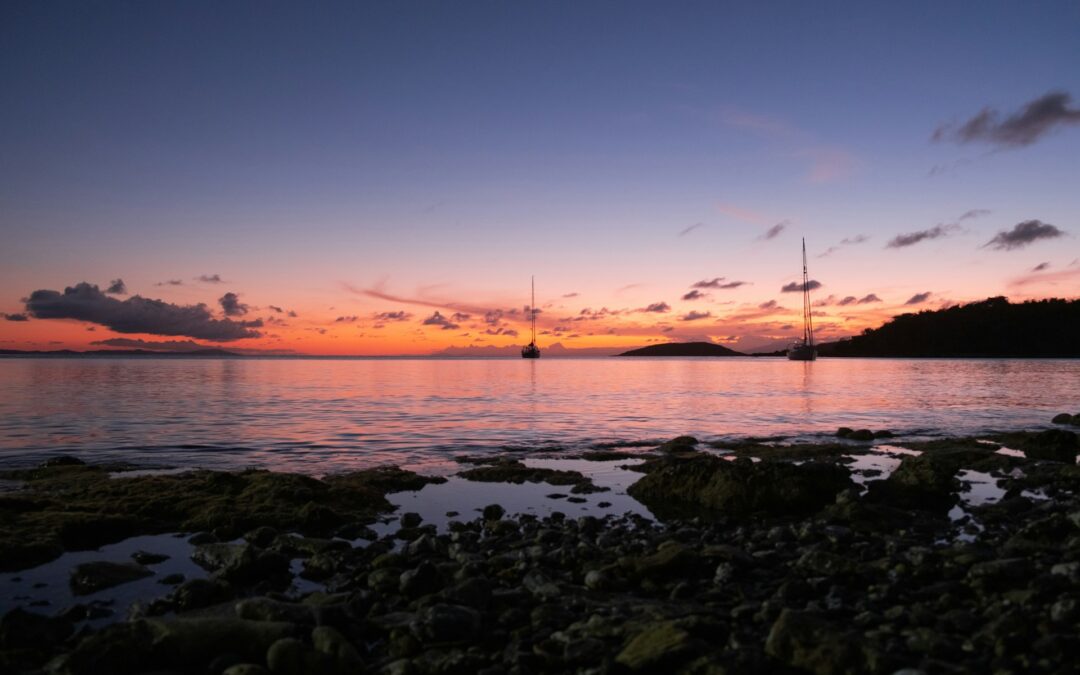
[1, 419, 1079, 674]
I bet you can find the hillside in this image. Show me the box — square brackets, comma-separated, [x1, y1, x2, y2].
[818, 297, 1080, 357]
[617, 341, 745, 357]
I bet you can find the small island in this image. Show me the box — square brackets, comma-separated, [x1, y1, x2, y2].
[617, 341, 745, 357]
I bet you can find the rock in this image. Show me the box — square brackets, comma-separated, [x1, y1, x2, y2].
[481, 503, 505, 520]
[584, 570, 608, 590]
[847, 429, 875, 442]
[1021, 429, 1078, 462]
[765, 609, 875, 675]
[836, 428, 854, 438]
[1051, 413, 1073, 424]
[192, 543, 291, 587]
[131, 550, 170, 565]
[0, 607, 73, 649]
[57, 619, 158, 675]
[966, 558, 1033, 589]
[235, 597, 316, 624]
[266, 637, 310, 675]
[223, 665, 270, 675]
[158, 573, 185, 585]
[312, 625, 363, 672]
[615, 621, 693, 670]
[69, 561, 153, 595]
[41, 455, 85, 467]
[399, 512, 422, 528]
[148, 617, 296, 669]
[399, 561, 442, 597]
[627, 455, 854, 519]
[866, 452, 964, 512]
[171, 578, 236, 612]
[658, 436, 699, 453]
[410, 603, 481, 644]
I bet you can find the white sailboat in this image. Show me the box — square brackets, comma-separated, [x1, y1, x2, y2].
[788, 238, 817, 361]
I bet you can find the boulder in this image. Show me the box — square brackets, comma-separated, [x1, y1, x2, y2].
[410, 603, 481, 644]
[616, 621, 693, 670]
[765, 609, 879, 675]
[1051, 413, 1073, 424]
[626, 455, 854, 519]
[69, 561, 152, 595]
[1021, 429, 1078, 462]
[657, 436, 699, 453]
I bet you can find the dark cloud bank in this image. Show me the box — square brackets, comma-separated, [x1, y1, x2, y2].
[984, 220, 1066, 251]
[933, 91, 1080, 147]
[24, 282, 261, 341]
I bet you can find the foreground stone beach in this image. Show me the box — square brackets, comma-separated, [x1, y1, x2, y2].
[2, 421, 1079, 675]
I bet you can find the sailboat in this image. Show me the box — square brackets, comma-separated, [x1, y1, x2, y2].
[521, 276, 541, 359]
[788, 238, 817, 361]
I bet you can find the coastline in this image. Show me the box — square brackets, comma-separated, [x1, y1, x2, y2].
[2, 421, 1079, 674]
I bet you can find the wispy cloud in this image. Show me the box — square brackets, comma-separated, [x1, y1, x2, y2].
[758, 220, 789, 241]
[887, 209, 989, 249]
[714, 202, 771, 226]
[422, 311, 459, 330]
[983, 220, 1066, 251]
[156, 279, 183, 287]
[681, 290, 707, 301]
[780, 280, 822, 293]
[933, 91, 1080, 148]
[679, 222, 706, 237]
[197, 274, 224, 284]
[886, 224, 960, 249]
[679, 310, 712, 321]
[3, 313, 28, 321]
[105, 279, 127, 295]
[818, 234, 870, 258]
[905, 292, 932, 305]
[637, 302, 671, 313]
[715, 106, 859, 183]
[692, 277, 749, 290]
[1032, 262, 1050, 272]
[374, 310, 412, 321]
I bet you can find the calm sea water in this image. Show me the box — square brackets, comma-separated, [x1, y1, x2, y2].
[0, 357, 1077, 474]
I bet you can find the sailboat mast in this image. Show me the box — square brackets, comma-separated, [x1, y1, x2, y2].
[530, 275, 536, 344]
[802, 238, 815, 347]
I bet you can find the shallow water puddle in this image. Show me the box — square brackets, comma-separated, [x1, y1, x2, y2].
[375, 458, 654, 536]
[0, 533, 206, 628]
[957, 469, 1007, 506]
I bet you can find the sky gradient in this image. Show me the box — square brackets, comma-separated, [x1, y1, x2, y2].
[2, 1, 1079, 354]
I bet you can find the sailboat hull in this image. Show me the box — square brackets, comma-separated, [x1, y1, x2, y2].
[521, 344, 540, 359]
[787, 344, 816, 361]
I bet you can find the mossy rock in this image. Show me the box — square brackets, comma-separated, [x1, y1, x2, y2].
[626, 455, 853, 519]
[0, 463, 442, 571]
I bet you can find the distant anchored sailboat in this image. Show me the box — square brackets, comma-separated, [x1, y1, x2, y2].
[521, 276, 541, 359]
[788, 238, 817, 361]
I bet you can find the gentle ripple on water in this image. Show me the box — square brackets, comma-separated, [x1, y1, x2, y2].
[0, 356, 1077, 474]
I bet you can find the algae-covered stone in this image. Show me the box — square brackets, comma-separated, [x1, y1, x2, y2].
[1052, 413, 1073, 424]
[150, 617, 296, 667]
[69, 561, 152, 595]
[847, 429, 875, 442]
[266, 637, 309, 675]
[616, 621, 693, 670]
[765, 609, 874, 675]
[1021, 429, 1078, 462]
[627, 455, 853, 519]
[311, 625, 363, 671]
[658, 436, 699, 453]
[410, 603, 481, 643]
[223, 665, 270, 675]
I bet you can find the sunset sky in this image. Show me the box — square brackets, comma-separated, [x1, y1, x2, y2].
[2, 1, 1078, 355]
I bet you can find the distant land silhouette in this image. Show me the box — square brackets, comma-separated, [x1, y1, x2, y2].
[618, 341, 744, 357]
[817, 297, 1080, 358]
[0, 348, 238, 357]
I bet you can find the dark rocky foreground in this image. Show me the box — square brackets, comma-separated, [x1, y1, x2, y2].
[1, 423, 1080, 675]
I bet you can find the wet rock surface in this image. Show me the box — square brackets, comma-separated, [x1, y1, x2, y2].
[3, 428, 1080, 674]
